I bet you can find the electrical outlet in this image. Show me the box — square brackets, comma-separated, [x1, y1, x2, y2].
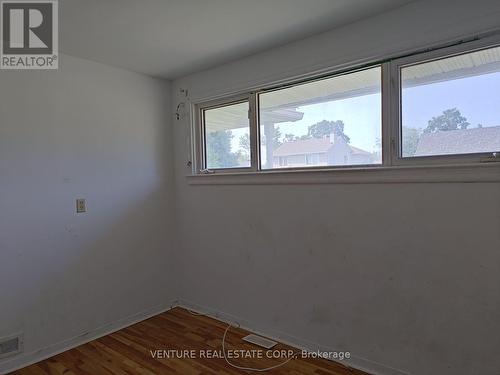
[76, 199, 86, 213]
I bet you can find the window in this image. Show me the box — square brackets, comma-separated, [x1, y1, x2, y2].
[259, 67, 382, 169]
[400, 45, 500, 159]
[195, 36, 500, 175]
[202, 100, 251, 170]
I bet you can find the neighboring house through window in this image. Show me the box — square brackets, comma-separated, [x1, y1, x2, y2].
[273, 132, 374, 168]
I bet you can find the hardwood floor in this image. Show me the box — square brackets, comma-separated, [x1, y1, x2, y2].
[12, 307, 370, 375]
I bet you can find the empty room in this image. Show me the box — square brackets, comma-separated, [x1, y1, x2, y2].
[1, 1, 499, 374]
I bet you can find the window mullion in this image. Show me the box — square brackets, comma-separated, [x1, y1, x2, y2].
[388, 60, 401, 166]
[381, 62, 393, 167]
[249, 93, 260, 171]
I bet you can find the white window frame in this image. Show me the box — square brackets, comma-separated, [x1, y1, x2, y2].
[389, 36, 500, 166]
[194, 65, 385, 174]
[256, 65, 384, 172]
[192, 35, 500, 176]
[195, 93, 259, 173]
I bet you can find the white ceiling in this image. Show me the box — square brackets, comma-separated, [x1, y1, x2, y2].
[60, 0, 414, 79]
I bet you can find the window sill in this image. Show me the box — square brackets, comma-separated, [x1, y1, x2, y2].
[186, 163, 500, 185]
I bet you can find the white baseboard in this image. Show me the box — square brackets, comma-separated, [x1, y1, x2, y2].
[0, 300, 177, 375]
[1, 299, 412, 375]
[177, 299, 413, 375]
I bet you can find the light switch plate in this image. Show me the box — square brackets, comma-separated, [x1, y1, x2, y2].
[76, 199, 86, 213]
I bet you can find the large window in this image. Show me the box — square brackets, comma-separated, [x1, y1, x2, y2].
[195, 37, 500, 174]
[400, 46, 500, 159]
[259, 67, 381, 169]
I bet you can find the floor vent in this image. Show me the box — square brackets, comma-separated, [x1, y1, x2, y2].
[0, 334, 22, 358]
[242, 334, 277, 349]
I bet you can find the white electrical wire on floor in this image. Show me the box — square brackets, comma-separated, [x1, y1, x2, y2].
[172, 304, 352, 373]
[174, 305, 299, 372]
[186, 309, 205, 316]
[221, 322, 299, 372]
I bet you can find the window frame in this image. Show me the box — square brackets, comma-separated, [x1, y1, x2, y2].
[256, 65, 384, 171]
[195, 93, 259, 173]
[390, 37, 500, 166]
[192, 35, 500, 176]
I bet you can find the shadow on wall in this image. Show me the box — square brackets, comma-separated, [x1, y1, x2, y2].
[0, 54, 176, 369]
[0, 141, 175, 370]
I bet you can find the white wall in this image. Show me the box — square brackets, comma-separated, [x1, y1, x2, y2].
[0, 1, 499, 374]
[172, 1, 500, 375]
[0, 54, 175, 373]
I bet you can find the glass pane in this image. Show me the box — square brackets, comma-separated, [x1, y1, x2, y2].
[259, 67, 382, 169]
[204, 101, 250, 169]
[401, 46, 500, 157]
